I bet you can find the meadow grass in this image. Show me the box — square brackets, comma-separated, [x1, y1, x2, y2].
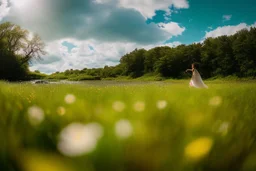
[1, 80, 256, 171]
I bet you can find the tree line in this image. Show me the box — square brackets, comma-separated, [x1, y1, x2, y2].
[50, 27, 256, 80]
[1, 22, 255, 81]
[0, 22, 46, 81]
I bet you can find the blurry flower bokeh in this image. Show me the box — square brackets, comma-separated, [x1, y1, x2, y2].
[58, 122, 103, 157]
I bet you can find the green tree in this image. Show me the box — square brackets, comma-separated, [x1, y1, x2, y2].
[120, 49, 146, 78]
[144, 46, 171, 73]
[0, 22, 46, 81]
[155, 48, 182, 78]
[201, 38, 218, 78]
[21, 34, 46, 64]
[232, 28, 256, 77]
[0, 50, 27, 80]
[215, 36, 235, 76]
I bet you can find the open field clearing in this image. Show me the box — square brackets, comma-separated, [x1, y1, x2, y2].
[1, 81, 256, 171]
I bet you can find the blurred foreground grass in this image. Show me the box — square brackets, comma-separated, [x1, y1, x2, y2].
[1, 80, 256, 171]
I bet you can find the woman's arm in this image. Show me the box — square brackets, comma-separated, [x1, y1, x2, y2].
[186, 69, 193, 72]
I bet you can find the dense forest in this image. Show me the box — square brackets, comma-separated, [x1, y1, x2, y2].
[0, 22, 46, 81]
[49, 27, 256, 80]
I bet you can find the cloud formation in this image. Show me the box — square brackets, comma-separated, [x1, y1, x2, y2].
[205, 22, 256, 38]
[93, 0, 189, 19]
[2, 0, 188, 73]
[30, 39, 182, 74]
[117, 0, 189, 19]
[0, 0, 10, 21]
[5, 0, 186, 45]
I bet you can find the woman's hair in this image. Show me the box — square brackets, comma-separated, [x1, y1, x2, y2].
[192, 62, 199, 69]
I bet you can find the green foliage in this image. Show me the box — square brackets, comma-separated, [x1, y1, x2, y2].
[232, 28, 256, 77]
[120, 48, 146, 78]
[0, 22, 46, 81]
[68, 75, 101, 81]
[48, 65, 128, 81]
[118, 27, 256, 79]
[47, 70, 101, 81]
[46, 73, 69, 80]
[0, 50, 28, 81]
[1, 81, 256, 170]
[27, 71, 47, 80]
[134, 73, 165, 81]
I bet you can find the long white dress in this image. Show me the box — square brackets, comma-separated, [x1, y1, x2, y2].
[189, 69, 208, 88]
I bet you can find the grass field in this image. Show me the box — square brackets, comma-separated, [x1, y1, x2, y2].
[1, 80, 256, 171]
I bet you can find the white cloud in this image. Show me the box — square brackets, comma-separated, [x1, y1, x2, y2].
[117, 0, 189, 19]
[205, 22, 256, 38]
[93, 0, 112, 4]
[94, 0, 189, 19]
[223, 15, 232, 21]
[4, 0, 186, 44]
[30, 39, 184, 74]
[158, 22, 185, 37]
[30, 39, 138, 73]
[2, 0, 187, 73]
[9, 0, 49, 19]
[0, 0, 10, 21]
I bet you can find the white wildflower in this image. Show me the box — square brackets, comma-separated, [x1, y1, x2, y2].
[157, 100, 167, 110]
[65, 94, 76, 104]
[58, 122, 103, 157]
[115, 119, 133, 139]
[112, 101, 125, 112]
[133, 101, 145, 112]
[27, 106, 45, 126]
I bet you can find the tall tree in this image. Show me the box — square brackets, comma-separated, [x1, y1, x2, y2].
[120, 49, 146, 78]
[0, 22, 46, 65]
[21, 34, 47, 64]
[0, 22, 46, 81]
[0, 22, 15, 40]
[215, 36, 235, 76]
[201, 38, 218, 78]
[5, 26, 28, 52]
[233, 28, 256, 77]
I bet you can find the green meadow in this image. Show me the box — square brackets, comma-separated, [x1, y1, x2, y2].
[1, 80, 256, 171]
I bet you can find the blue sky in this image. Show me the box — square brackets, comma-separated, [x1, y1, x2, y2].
[149, 0, 256, 44]
[0, 0, 255, 73]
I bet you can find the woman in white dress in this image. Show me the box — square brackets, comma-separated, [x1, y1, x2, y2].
[186, 63, 208, 88]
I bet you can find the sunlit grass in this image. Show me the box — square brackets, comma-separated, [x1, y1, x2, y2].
[1, 80, 256, 171]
